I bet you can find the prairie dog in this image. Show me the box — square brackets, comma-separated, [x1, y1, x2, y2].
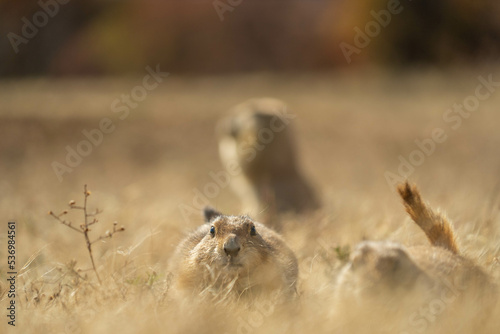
[334, 182, 496, 332]
[217, 98, 320, 219]
[169, 207, 298, 301]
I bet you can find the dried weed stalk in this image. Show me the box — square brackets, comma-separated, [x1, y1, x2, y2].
[49, 184, 125, 284]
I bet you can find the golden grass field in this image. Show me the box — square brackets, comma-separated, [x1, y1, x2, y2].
[0, 68, 499, 333]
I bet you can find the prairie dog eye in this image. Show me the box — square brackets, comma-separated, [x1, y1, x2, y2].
[250, 225, 257, 236]
[210, 226, 216, 236]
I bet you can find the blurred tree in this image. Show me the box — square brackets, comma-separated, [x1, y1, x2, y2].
[329, 0, 500, 65]
[0, 0, 108, 76]
[1, 0, 499, 76]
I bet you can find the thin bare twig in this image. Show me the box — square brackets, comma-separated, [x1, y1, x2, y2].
[91, 222, 125, 245]
[48, 211, 83, 234]
[48, 184, 125, 285]
[82, 185, 101, 284]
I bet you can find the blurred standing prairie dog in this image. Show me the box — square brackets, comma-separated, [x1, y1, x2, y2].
[217, 98, 320, 218]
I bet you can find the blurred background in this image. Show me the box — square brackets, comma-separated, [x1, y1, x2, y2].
[1, 0, 500, 76]
[1, 0, 500, 233]
[1, 0, 500, 243]
[1, 2, 500, 333]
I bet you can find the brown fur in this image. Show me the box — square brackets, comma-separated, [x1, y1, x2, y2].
[397, 181, 459, 253]
[169, 207, 298, 301]
[217, 98, 320, 219]
[334, 182, 496, 332]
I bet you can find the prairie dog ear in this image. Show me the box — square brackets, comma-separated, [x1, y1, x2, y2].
[203, 207, 223, 223]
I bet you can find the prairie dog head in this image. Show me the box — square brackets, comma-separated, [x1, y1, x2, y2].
[195, 207, 268, 275]
[173, 207, 298, 299]
[337, 241, 430, 299]
[217, 98, 298, 178]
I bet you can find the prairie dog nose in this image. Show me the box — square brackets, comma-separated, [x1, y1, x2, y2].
[224, 236, 241, 257]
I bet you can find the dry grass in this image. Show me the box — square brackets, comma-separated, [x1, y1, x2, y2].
[48, 184, 125, 284]
[1, 68, 500, 333]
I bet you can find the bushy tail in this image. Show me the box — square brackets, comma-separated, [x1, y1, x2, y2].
[397, 181, 459, 254]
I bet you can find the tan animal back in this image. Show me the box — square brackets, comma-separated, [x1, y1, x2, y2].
[333, 182, 496, 333]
